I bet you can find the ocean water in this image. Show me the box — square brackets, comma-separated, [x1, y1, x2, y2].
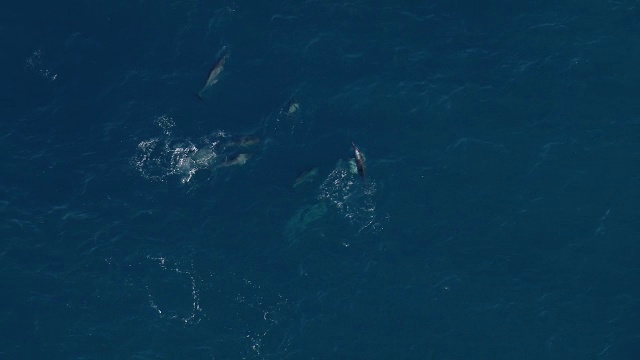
[2, 0, 640, 358]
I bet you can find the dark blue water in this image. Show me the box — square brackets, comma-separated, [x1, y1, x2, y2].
[2, 1, 640, 358]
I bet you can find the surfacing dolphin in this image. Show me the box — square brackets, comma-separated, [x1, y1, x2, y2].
[352, 142, 366, 178]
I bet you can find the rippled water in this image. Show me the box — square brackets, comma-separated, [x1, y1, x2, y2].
[3, 1, 640, 359]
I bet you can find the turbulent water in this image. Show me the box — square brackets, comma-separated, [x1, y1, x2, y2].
[2, 1, 640, 359]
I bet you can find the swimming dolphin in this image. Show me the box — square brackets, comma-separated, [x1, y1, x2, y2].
[197, 47, 230, 100]
[217, 153, 250, 168]
[352, 142, 366, 178]
[229, 135, 261, 147]
[285, 96, 300, 115]
[293, 167, 318, 188]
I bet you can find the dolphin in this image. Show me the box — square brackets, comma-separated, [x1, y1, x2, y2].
[352, 142, 366, 178]
[197, 46, 230, 100]
[285, 96, 300, 115]
[293, 167, 319, 188]
[229, 135, 261, 147]
[217, 153, 250, 168]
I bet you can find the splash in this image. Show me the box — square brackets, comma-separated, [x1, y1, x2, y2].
[318, 159, 387, 233]
[133, 115, 258, 183]
[133, 136, 218, 183]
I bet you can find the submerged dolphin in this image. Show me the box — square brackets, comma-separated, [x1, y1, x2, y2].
[229, 135, 261, 147]
[293, 167, 318, 188]
[217, 153, 250, 168]
[197, 46, 230, 100]
[352, 142, 366, 178]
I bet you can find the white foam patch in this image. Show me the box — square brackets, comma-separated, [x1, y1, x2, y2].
[318, 159, 388, 234]
[133, 115, 239, 183]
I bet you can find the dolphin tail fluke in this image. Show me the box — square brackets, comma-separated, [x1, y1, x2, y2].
[196, 90, 206, 101]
